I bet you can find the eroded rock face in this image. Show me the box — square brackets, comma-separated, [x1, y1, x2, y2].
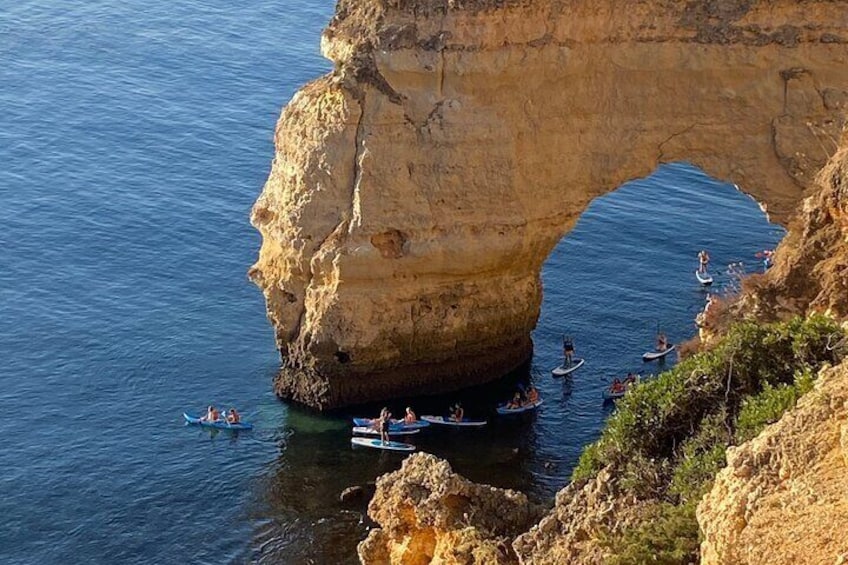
[698, 360, 848, 565]
[357, 453, 540, 564]
[741, 132, 848, 320]
[512, 468, 645, 564]
[250, 0, 848, 408]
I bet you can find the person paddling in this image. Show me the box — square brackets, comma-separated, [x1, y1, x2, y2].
[656, 332, 668, 352]
[201, 405, 220, 423]
[562, 335, 575, 366]
[698, 250, 710, 274]
[525, 385, 539, 405]
[378, 407, 392, 444]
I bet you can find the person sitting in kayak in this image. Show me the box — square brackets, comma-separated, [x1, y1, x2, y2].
[610, 378, 625, 393]
[624, 373, 637, 386]
[698, 250, 710, 274]
[379, 407, 392, 444]
[201, 405, 220, 422]
[226, 408, 240, 424]
[563, 335, 575, 366]
[450, 403, 464, 422]
[656, 332, 668, 352]
[403, 406, 417, 424]
[506, 392, 522, 409]
[526, 386, 539, 404]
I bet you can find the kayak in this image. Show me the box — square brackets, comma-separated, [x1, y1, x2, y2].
[551, 358, 585, 377]
[420, 415, 487, 427]
[496, 399, 543, 415]
[351, 418, 430, 431]
[350, 437, 415, 452]
[602, 377, 640, 401]
[642, 344, 676, 362]
[695, 270, 713, 286]
[603, 388, 627, 400]
[183, 413, 253, 431]
[352, 426, 420, 437]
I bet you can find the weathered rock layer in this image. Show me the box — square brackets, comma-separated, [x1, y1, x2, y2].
[251, 0, 848, 408]
[698, 360, 848, 565]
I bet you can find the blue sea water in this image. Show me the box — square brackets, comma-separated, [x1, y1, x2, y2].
[0, 1, 784, 563]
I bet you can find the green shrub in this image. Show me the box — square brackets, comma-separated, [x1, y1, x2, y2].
[734, 368, 815, 443]
[574, 314, 844, 562]
[606, 501, 700, 565]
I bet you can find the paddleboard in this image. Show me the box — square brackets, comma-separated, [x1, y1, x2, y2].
[695, 270, 713, 286]
[496, 399, 543, 415]
[551, 358, 585, 377]
[352, 418, 430, 430]
[642, 344, 676, 362]
[420, 415, 487, 427]
[184, 413, 254, 431]
[352, 426, 420, 437]
[350, 437, 415, 451]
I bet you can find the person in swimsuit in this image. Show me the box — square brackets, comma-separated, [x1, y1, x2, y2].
[451, 403, 464, 422]
[698, 250, 710, 274]
[201, 405, 220, 422]
[563, 336, 575, 366]
[656, 332, 668, 352]
[525, 386, 539, 404]
[226, 408, 240, 424]
[403, 406, 417, 424]
[379, 407, 391, 444]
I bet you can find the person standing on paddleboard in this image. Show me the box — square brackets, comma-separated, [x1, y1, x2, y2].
[563, 335, 575, 366]
[378, 407, 391, 444]
[698, 250, 710, 274]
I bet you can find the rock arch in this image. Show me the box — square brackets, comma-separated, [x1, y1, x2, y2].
[250, 0, 848, 408]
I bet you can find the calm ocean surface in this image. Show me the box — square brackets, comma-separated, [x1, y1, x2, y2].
[0, 1, 784, 563]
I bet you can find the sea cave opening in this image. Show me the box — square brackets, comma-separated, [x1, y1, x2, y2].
[525, 161, 785, 497]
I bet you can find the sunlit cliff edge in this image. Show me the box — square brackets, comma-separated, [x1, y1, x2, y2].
[249, 0, 848, 409]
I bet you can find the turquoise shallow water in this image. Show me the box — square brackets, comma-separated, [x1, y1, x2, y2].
[0, 1, 784, 563]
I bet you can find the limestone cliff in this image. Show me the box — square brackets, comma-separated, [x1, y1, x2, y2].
[698, 359, 848, 565]
[251, 0, 848, 408]
[741, 130, 848, 321]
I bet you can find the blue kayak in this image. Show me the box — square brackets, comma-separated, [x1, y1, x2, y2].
[352, 417, 430, 430]
[184, 413, 253, 430]
[496, 399, 543, 415]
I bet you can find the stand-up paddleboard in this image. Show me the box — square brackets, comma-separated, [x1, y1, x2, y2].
[695, 270, 713, 286]
[551, 358, 585, 377]
[184, 413, 254, 431]
[352, 418, 430, 431]
[642, 344, 676, 362]
[496, 400, 543, 415]
[350, 437, 416, 452]
[420, 415, 487, 427]
[352, 426, 420, 437]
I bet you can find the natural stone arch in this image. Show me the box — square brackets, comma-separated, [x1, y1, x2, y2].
[250, 0, 848, 408]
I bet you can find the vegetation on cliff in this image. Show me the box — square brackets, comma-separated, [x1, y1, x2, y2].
[571, 313, 846, 563]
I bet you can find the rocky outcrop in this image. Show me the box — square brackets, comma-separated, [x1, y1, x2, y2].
[698, 360, 848, 565]
[511, 468, 646, 564]
[357, 453, 540, 564]
[251, 0, 848, 408]
[741, 130, 848, 321]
